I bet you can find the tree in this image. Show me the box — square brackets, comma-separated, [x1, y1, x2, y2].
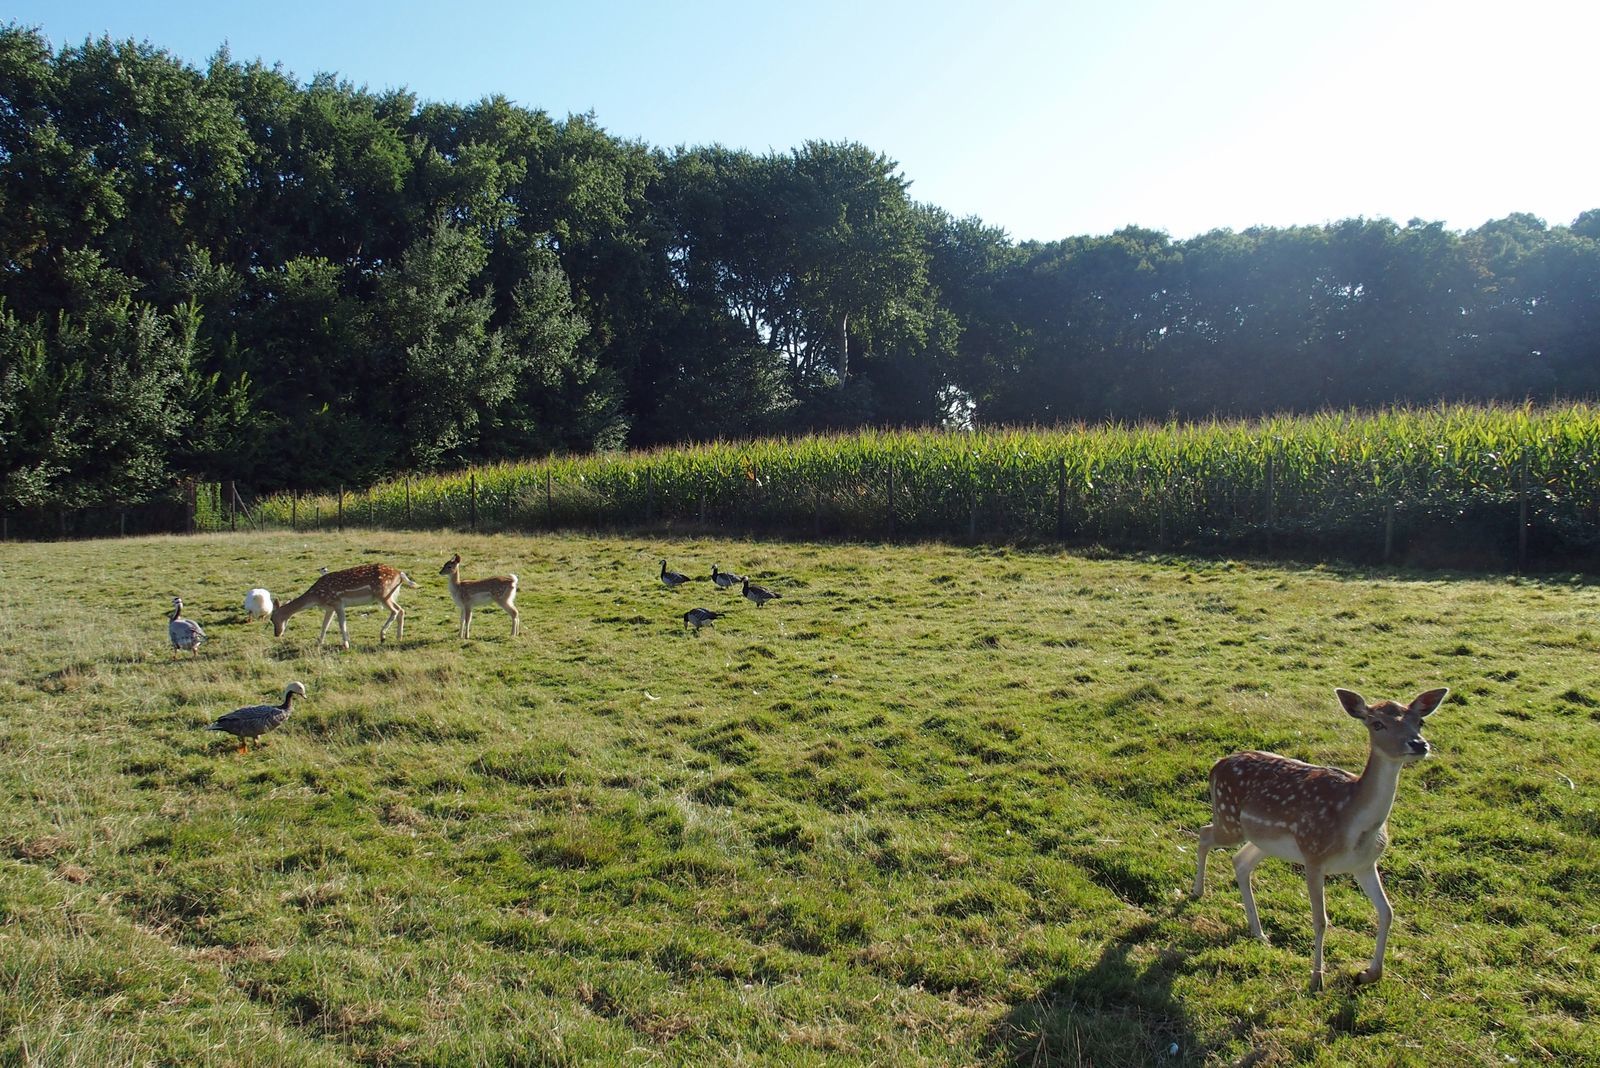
[485, 245, 629, 454]
[367, 221, 515, 469]
[0, 250, 196, 508]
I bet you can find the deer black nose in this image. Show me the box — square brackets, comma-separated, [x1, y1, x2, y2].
[1408, 739, 1429, 755]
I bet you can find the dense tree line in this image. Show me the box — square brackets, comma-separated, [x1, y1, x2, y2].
[2, 26, 1597, 510]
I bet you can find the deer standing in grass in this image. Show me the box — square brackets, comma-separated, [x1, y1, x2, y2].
[439, 554, 519, 638]
[269, 564, 417, 649]
[1193, 687, 1448, 991]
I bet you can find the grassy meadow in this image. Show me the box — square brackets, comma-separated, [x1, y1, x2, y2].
[1, 530, 1598, 1065]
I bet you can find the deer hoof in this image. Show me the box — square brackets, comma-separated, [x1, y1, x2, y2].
[1308, 971, 1325, 993]
[1356, 967, 1382, 985]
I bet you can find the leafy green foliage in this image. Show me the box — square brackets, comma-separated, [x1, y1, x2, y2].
[368, 221, 514, 470]
[1, 24, 1598, 513]
[0, 251, 200, 509]
[248, 403, 1600, 567]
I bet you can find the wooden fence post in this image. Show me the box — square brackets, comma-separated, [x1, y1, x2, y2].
[887, 465, 896, 540]
[337, 485, 344, 531]
[1056, 458, 1067, 541]
[291, 491, 298, 531]
[968, 468, 978, 543]
[645, 469, 655, 525]
[405, 475, 412, 524]
[1265, 452, 1275, 554]
[1518, 455, 1529, 572]
[470, 474, 478, 530]
[1384, 502, 1395, 563]
[545, 469, 554, 526]
[813, 479, 822, 538]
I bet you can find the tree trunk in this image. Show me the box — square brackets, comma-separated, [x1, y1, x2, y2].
[838, 312, 850, 382]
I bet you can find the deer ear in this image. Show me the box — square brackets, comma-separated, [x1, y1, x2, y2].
[1335, 688, 1367, 718]
[451, 554, 460, 563]
[1409, 688, 1449, 718]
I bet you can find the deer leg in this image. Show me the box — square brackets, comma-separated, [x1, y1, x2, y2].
[504, 597, 519, 637]
[337, 606, 351, 650]
[1232, 843, 1268, 941]
[379, 596, 402, 642]
[1194, 825, 1216, 897]
[317, 609, 336, 647]
[1352, 866, 1392, 985]
[1305, 864, 1328, 992]
[464, 607, 473, 639]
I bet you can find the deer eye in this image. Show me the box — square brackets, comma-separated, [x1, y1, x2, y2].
[1368, 719, 1387, 730]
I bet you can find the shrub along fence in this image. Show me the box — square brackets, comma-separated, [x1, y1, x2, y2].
[207, 405, 1600, 571]
[0, 481, 221, 541]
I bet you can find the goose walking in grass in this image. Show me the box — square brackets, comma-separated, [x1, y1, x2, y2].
[710, 565, 743, 589]
[660, 560, 690, 588]
[683, 607, 722, 633]
[741, 578, 780, 608]
[206, 682, 306, 753]
[168, 597, 206, 655]
[242, 588, 274, 621]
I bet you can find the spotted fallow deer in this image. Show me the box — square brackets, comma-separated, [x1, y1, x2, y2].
[1192, 687, 1448, 991]
[269, 564, 418, 649]
[438, 554, 519, 638]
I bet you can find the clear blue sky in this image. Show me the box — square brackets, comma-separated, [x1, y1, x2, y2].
[7, 0, 1596, 242]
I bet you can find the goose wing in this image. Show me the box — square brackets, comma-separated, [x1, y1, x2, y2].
[169, 618, 205, 646]
[210, 703, 285, 737]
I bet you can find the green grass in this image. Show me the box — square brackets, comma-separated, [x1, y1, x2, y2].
[2, 531, 1598, 1065]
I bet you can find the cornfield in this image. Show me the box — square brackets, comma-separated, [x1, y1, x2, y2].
[233, 404, 1600, 567]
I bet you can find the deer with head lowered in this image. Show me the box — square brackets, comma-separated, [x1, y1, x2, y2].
[1193, 686, 1447, 991]
[269, 564, 418, 649]
[439, 554, 519, 638]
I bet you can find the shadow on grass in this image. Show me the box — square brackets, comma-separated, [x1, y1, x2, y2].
[987, 909, 1202, 1067]
[265, 635, 447, 661]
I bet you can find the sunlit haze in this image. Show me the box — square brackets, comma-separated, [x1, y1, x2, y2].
[7, 0, 1596, 241]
